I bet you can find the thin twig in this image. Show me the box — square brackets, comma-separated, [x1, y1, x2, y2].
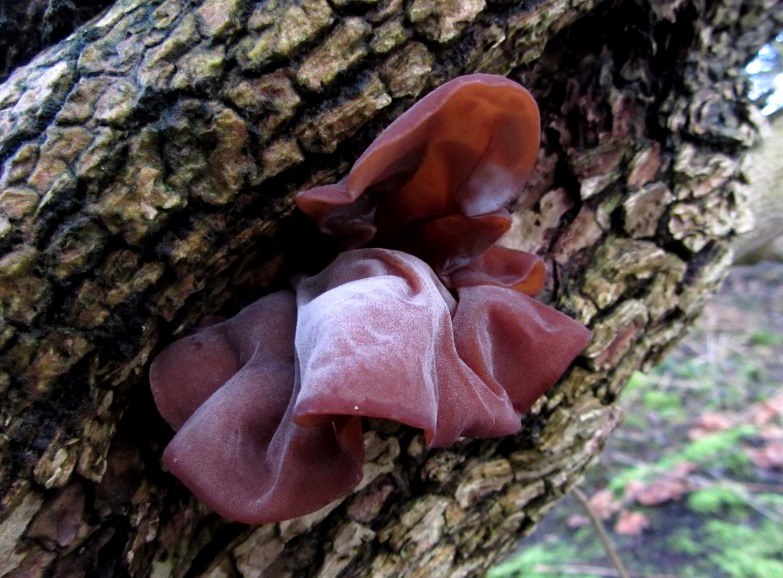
[571, 486, 632, 578]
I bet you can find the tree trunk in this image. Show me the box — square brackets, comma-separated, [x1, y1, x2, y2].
[0, 0, 778, 577]
[735, 114, 783, 262]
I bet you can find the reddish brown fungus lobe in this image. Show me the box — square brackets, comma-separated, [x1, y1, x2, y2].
[150, 74, 591, 524]
[297, 74, 541, 274]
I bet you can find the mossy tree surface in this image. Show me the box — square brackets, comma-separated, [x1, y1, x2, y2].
[0, 0, 779, 576]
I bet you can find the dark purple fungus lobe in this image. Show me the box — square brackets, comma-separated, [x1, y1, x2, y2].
[150, 291, 364, 524]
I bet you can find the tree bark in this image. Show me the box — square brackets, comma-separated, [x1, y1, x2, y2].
[0, 0, 115, 82]
[0, 0, 778, 577]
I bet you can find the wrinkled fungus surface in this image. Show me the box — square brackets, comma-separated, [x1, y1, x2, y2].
[150, 74, 592, 524]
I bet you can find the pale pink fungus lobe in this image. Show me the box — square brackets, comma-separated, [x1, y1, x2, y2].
[150, 74, 591, 524]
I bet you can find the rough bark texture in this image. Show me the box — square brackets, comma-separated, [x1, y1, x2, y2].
[0, 0, 778, 577]
[0, 0, 115, 82]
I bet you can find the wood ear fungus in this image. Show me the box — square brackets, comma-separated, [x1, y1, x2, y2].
[150, 74, 590, 524]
